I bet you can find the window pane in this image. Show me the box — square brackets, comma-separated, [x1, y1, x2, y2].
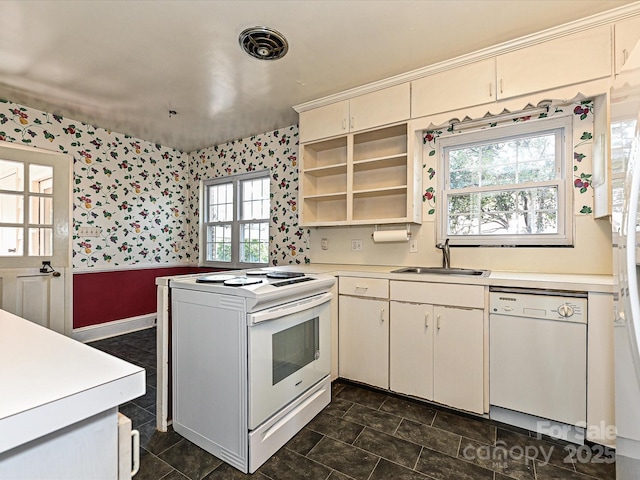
[0, 160, 24, 191]
[447, 187, 558, 237]
[448, 132, 556, 189]
[239, 222, 269, 263]
[29, 227, 52, 256]
[0, 193, 24, 223]
[0, 227, 22, 256]
[207, 183, 233, 222]
[29, 196, 53, 225]
[241, 177, 269, 220]
[206, 224, 231, 262]
[29, 164, 53, 193]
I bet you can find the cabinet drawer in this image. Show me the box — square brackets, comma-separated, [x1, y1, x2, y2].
[339, 277, 389, 299]
[390, 281, 484, 309]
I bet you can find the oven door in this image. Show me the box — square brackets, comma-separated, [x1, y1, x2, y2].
[247, 292, 332, 430]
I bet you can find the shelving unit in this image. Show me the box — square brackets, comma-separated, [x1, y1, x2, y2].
[299, 122, 420, 226]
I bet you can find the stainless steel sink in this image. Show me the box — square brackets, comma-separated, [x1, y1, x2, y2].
[391, 267, 491, 277]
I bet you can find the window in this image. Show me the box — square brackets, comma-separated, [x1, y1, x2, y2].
[201, 171, 270, 266]
[439, 115, 573, 246]
[0, 159, 54, 256]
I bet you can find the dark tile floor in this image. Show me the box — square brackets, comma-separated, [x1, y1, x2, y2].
[89, 327, 616, 480]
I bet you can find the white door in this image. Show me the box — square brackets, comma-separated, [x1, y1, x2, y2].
[433, 306, 484, 413]
[338, 295, 389, 389]
[390, 301, 434, 400]
[0, 142, 71, 334]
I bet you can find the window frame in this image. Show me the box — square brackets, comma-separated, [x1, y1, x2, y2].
[199, 170, 271, 268]
[437, 115, 574, 247]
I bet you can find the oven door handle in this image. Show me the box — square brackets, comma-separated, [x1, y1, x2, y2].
[249, 291, 334, 325]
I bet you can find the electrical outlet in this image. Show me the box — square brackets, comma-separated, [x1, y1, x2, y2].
[351, 239, 363, 252]
[410, 239, 418, 253]
[321, 238, 329, 250]
[78, 226, 101, 237]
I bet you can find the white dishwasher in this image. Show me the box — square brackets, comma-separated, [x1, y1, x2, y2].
[489, 287, 587, 432]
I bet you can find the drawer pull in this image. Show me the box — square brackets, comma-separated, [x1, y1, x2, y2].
[489, 82, 493, 98]
[380, 308, 385, 322]
[425, 312, 430, 328]
[436, 314, 441, 330]
[355, 285, 369, 291]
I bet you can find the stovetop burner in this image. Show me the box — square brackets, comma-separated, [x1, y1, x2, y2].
[265, 271, 305, 279]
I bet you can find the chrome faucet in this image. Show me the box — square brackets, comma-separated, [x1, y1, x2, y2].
[436, 238, 451, 269]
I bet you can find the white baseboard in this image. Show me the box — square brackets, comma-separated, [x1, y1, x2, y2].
[72, 313, 156, 343]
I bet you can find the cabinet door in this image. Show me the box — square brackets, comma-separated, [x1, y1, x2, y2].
[411, 59, 496, 119]
[299, 100, 349, 143]
[433, 306, 483, 413]
[496, 24, 611, 99]
[349, 83, 410, 133]
[390, 301, 433, 399]
[338, 295, 389, 389]
[615, 15, 640, 74]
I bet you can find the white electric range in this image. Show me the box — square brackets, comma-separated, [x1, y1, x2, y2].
[169, 269, 335, 473]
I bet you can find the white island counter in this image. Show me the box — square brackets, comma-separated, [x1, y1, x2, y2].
[0, 308, 145, 479]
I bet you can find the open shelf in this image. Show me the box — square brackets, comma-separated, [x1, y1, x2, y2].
[353, 153, 407, 171]
[303, 163, 348, 177]
[299, 121, 419, 226]
[301, 137, 347, 169]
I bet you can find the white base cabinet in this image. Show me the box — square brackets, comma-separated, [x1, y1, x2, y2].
[339, 295, 389, 389]
[338, 277, 389, 389]
[389, 281, 485, 414]
[390, 301, 433, 399]
[432, 306, 484, 413]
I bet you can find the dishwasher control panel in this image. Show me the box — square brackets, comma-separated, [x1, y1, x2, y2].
[489, 290, 587, 323]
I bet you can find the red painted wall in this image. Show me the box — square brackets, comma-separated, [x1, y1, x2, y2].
[73, 266, 220, 329]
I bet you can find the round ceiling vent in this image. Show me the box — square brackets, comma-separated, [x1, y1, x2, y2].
[239, 26, 288, 61]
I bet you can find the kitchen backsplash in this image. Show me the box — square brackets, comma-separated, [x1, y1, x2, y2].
[0, 99, 309, 269]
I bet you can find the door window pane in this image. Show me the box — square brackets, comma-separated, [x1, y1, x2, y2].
[29, 164, 53, 193]
[272, 317, 319, 385]
[29, 197, 53, 225]
[29, 228, 52, 256]
[0, 227, 23, 256]
[0, 160, 24, 190]
[0, 193, 24, 223]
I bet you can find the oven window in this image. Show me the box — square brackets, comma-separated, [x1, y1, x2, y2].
[272, 317, 319, 385]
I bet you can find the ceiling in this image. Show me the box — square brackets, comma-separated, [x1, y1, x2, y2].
[0, 0, 635, 153]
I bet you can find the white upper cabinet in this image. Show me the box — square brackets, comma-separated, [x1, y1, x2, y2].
[299, 83, 410, 143]
[299, 100, 350, 144]
[615, 15, 640, 74]
[411, 58, 496, 119]
[349, 83, 410, 133]
[496, 25, 612, 100]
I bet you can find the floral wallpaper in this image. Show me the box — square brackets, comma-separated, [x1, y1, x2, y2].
[0, 100, 309, 269]
[189, 127, 310, 265]
[420, 99, 595, 220]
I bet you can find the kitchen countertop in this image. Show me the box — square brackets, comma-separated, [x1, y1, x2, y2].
[0, 309, 145, 454]
[159, 263, 612, 293]
[156, 263, 614, 293]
